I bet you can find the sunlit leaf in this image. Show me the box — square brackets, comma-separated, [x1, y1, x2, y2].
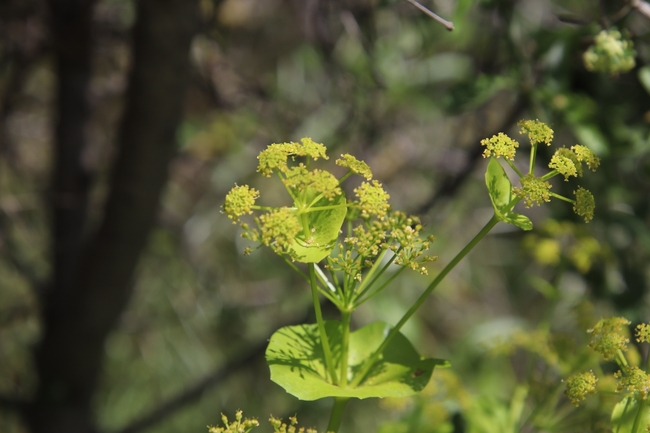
[485, 157, 512, 217]
[611, 396, 650, 433]
[290, 190, 347, 263]
[266, 321, 449, 401]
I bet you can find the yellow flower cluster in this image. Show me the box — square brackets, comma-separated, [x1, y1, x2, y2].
[565, 371, 598, 406]
[587, 317, 631, 360]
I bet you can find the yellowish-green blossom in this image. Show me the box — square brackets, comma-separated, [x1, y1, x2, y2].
[549, 148, 581, 180]
[480, 132, 519, 160]
[518, 119, 554, 146]
[336, 154, 373, 180]
[284, 167, 342, 201]
[258, 208, 302, 256]
[257, 139, 329, 177]
[574, 187, 595, 223]
[636, 324, 650, 343]
[615, 366, 650, 399]
[209, 410, 260, 433]
[514, 174, 552, 207]
[269, 415, 320, 433]
[583, 29, 636, 75]
[565, 371, 598, 406]
[588, 317, 631, 360]
[354, 180, 390, 218]
[571, 145, 601, 171]
[223, 185, 260, 223]
[328, 212, 436, 278]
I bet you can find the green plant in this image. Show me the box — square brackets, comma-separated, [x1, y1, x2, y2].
[566, 318, 650, 433]
[220, 120, 599, 432]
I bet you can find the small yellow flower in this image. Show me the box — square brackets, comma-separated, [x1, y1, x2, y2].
[549, 148, 581, 180]
[565, 371, 598, 406]
[514, 174, 552, 207]
[518, 119, 554, 146]
[480, 132, 519, 160]
[258, 208, 302, 256]
[223, 185, 260, 223]
[615, 366, 650, 399]
[571, 145, 600, 171]
[573, 187, 595, 223]
[583, 29, 636, 75]
[336, 154, 373, 180]
[354, 180, 390, 218]
[636, 324, 650, 343]
[588, 317, 631, 360]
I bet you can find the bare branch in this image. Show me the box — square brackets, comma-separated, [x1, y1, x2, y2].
[405, 0, 454, 31]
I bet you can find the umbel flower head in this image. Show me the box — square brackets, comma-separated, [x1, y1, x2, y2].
[514, 174, 552, 207]
[208, 410, 260, 433]
[565, 371, 598, 406]
[224, 185, 259, 223]
[615, 366, 650, 399]
[481, 120, 600, 224]
[480, 132, 519, 160]
[519, 119, 553, 146]
[588, 317, 631, 360]
[222, 138, 435, 272]
[583, 28, 636, 75]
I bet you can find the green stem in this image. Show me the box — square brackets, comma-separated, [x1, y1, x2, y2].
[355, 265, 406, 307]
[350, 214, 500, 387]
[529, 144, 538, 175]
[505, 159, 525, 178]
[548, 192, 574, 204]
[309, 263, 338, 385]
[340, 310, 352, 388]
[326, 398, 350, 433]
[353, 249, 390, 298]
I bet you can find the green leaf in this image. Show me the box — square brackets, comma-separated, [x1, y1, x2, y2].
[266, 321, 449, 401]
[611, 396, 650, 433]
[290, 190, 347, 263]
[502, 212, 533, 231]
[485, 158, 512, 216]
[485, 158, 533, 231]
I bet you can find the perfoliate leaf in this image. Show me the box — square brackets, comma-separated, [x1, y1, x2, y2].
[611, 396, 650, 433]
[485, 157, 512, 215]
[485, 158, 533, 231]
[289, 189, 347, 263]
[266, 321, 449, 401]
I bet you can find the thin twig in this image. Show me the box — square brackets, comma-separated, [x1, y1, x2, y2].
[405, 0, 454, 31]
[632, 0, 650, 20]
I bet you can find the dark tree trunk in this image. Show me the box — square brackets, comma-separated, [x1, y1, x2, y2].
[25, 1, 198, 432]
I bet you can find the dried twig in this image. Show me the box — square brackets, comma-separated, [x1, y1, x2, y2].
[405, 0, 454, 31]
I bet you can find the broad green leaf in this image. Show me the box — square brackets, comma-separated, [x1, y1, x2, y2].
[611, 396, 650, 433]
[266, 321, 449, 401]
[485, 158, 512, 216]
[502, 213, 533, 231]
[289, 189, 346, 263]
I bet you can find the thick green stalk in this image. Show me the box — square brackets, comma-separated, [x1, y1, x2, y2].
[326, 398, 350, 433]
[309, 263, 338, 385]
[350, 214, 500, 387]
[339, 310, 351, 388]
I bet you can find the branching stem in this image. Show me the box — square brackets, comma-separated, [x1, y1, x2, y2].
[350, 214, 500, 387]
[309, 263, 338, 384]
